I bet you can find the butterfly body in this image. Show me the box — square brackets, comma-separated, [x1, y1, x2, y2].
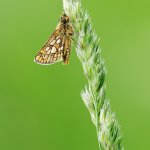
[34, 14, 74, 65]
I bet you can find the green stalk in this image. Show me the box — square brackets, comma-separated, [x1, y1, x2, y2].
[63, 0, 124, 149]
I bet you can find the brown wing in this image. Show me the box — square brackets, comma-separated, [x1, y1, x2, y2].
[63, 36, 72, 64]
[34, 29, 65, 65]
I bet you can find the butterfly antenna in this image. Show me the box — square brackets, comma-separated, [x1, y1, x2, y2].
[70, 37, 83, 49]
[75, 28, 92, 39]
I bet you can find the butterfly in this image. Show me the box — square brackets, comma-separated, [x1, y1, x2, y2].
[34, 14, 74, 65]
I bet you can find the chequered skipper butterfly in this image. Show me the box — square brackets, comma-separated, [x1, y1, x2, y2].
[34, 14, 74, 65]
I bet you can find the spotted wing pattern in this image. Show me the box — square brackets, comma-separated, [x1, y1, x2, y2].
[34, 29, 65, 65]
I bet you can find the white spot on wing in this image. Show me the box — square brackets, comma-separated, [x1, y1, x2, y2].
[60, 46, 63, 50]
[56, 39, 61, 44]
[51, 47, 57, 53]
[54, 54, 57, 58]
[46, 47, 50, 51]
[50, 40, 56, 45]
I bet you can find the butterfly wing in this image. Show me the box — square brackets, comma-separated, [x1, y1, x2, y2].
[34, 29, 65, 65]
[63, 36, 72, 64]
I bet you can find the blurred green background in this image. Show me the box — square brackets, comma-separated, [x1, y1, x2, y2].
[0, 0, 150, 149]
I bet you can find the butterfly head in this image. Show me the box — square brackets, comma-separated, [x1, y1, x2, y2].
[61, 14, 70, 24]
